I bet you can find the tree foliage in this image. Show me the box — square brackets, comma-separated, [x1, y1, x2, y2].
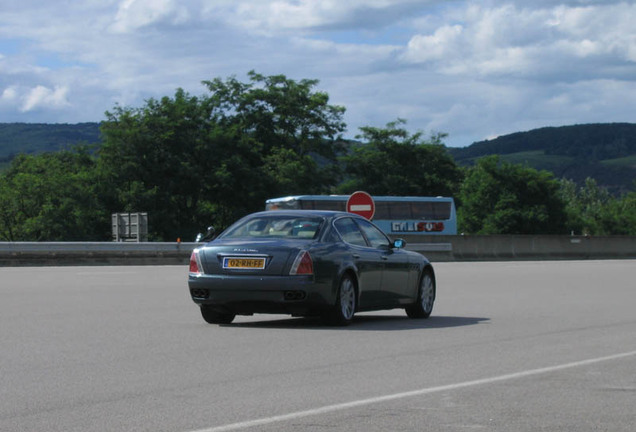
[0, 147, 106, 241]
[338, 119, 463, 197]
[560, 178, 636, 235]
[99, 89, 227, 241]
[458, 156, 568, 234]
[98, 72, 346, 240]
[203, 71, 346, 157]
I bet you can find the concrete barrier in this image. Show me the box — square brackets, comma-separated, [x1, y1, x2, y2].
[1, 235, 634, 266]
[0, 242, 198, 266]
[401, 235, 636, 262]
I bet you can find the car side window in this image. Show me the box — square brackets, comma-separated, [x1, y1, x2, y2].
[334, 218, 368, 247]
[356, 219, 391, 249]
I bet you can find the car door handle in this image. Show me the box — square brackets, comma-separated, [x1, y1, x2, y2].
[381, 256, 388, 260]
[352, 254, 360, 259]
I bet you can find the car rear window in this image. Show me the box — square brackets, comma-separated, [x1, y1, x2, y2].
[222, 216, 324, 239]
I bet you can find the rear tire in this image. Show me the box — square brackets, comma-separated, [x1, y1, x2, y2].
[200, 306, 235, 324]
[323, 274, 356, 326]
[406, 269, 435, 319]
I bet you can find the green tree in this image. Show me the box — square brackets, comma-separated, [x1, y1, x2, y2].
[560, 178, 636, 235]
[203, 71, 346, 198]
[601, 191, 636, 235]
[100, 90, 208, 240]
[338, 119, 463, 196]
[459, 156, 567, 234]
[99, 90, 263, 240]
[262, 147, 336, 196]
[0, 147, 106, 241]
[99, 72, 347, 240]
[203, 71, 346, 159]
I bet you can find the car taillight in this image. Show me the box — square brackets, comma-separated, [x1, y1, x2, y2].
[290, 251, 313, 275]
[189, 250, 202, 275]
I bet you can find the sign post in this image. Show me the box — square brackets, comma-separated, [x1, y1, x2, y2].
[346, 191, 375, 220]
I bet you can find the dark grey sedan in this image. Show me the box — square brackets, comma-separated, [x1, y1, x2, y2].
[188, 210, 436, 325]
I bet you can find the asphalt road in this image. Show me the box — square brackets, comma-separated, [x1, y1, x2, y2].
[1, 260, 635, 432]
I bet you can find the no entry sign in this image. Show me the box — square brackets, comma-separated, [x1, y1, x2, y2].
[346, 191, 375, 220]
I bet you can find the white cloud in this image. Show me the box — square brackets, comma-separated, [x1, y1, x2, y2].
[400, 2, 636, 82]
[1, 0, 636, 146]
[110, 0, 190, 33]
[227, 0, 429, 33]
[402, 25, 464, 64]
[1, 86, 18, 102]
[20, 85, 70, 112]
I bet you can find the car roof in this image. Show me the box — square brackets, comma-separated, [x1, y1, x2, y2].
[249, 210, 357, 218]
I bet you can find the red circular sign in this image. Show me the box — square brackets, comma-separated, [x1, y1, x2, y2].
[346, 191, 375, 220]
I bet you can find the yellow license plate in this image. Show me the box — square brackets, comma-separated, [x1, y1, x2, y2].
[223, 257, 266, 269]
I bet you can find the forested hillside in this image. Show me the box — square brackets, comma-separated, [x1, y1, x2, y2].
[448, 123, 636, 194]
[0, 123, 101, 169]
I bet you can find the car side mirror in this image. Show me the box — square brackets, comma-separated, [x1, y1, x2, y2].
[392, 238, 406, 249]
[196, 226, 216, 242]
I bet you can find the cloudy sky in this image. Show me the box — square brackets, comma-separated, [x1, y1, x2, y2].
[1, 0, 635, 147]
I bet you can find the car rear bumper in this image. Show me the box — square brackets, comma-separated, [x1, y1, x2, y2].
[188, 274, 334, 316]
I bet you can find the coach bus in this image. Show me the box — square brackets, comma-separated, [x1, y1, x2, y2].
[265, 195, 457, 235]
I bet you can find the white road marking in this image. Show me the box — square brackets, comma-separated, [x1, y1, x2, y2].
[189, 350, 636, 432]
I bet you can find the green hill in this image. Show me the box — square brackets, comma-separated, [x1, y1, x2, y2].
[0, 123, 102, 169]
[448, 123, 636, 194]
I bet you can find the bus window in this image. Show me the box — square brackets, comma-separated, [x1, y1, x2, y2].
[410, 201, 451, 219]
[299, 200, 346, 211]
[374, 201, 451, 220]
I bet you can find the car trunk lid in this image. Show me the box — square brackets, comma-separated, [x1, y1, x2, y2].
[198, 239, 311, 276]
